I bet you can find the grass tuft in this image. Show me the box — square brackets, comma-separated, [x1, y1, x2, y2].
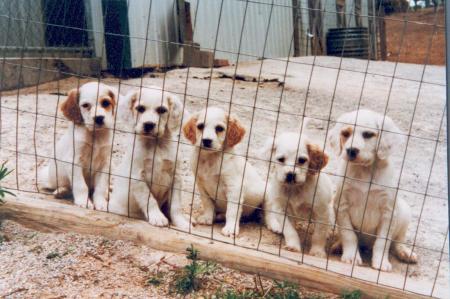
[341, 289, 362, 299]
[0, 161, 15, 204]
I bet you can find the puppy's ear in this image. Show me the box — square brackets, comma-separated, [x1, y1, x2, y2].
[167, 93, 183, 132]
[327, 122, 343, 156]
[118, 90, 137, 122]
[183, 114, 198, 144]
[307, 143, 328, 174]
[377, 115, 402, 160]
[226, 117, 246, 148]
[61, 88, 82, 124]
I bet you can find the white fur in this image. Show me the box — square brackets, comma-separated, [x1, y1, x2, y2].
[108, 87, 191, 231]
[38, 82, 118, 211]
[183, 107, 265, 237]
[262, 132, 334, 256]
[329, 109, 417, 271]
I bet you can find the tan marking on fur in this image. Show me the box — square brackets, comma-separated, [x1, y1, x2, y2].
[339, 126, 353, 153]
[107, 90, 116, 111]
[307, 143, 328, 174]
[183, 117, 198, 144]
[61, 88, 83, 124]
[226, 117, 245, 148]
[99, 96, 114, 112]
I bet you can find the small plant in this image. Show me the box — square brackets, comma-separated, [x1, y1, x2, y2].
[0, 161, 15, 204]
[146, 271, 164, 286]
[268, 280, 300, 299]
[341, 289, 362, 299]
[172, 244, 216, 295]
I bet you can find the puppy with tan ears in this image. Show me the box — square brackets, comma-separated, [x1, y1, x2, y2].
[329, 109, 417, 271]
[108, 87, 191, 230]
[183, 107, 266, 237]
[39, 82, 118, 211]
[261, 132, 333, 257]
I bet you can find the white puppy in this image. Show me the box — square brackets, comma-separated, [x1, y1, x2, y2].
[183, 107, 265, 237]
[262, 132, 333, 257]
[329, 109, 417, 271]
[108, 87, 191, 230]
[39, 82, 118, 211]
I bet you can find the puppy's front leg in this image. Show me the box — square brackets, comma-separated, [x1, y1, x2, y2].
[371, 202, 394, 272]
[132, 180, 168, 227]
[169, 176, 193, 231]
[196, 185, 215, 225]
[337, 200, 362, 265]
[310, 206, 330, 258]
[222, 184, 244, 237]
[92, 170, 109, 211]
[71, 165, 91, 209]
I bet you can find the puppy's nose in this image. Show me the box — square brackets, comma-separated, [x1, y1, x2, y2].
[202, 138, 212, 148]
[285, 172, 296, 184]
[346, 147, 360, 160]
[94, 116, 104, 126]
[143, 122, 155, 133]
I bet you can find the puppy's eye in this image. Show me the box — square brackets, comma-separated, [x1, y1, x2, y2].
[136, 105, 146, 113]
[277, 157, 285, 163]
[362, 131, 376, 139]
[81, 103, 91, 109]
[197, 123, 205, 130]
[101, 100, 110, 108]
[215, 125, 225, 133]
[297, 157, 308, 165]
[341, 130, 350, 138]
[156, 106, 167, 114]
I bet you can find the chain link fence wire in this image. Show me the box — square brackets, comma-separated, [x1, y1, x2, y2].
[0, 0, 448, 297]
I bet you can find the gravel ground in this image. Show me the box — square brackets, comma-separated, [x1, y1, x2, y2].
[0, 220, 336, 299]
[0, 56, 448, 297]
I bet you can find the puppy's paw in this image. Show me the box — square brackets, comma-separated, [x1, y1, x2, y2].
[396, 245, 417, 264]
[172, 215, 194, 232]
[196, 212, 214, 225]
[309, 246, 327, 258]
[372, 256, 392, 272]
[148, 210, 169, 227]
[266, 219, 283, 234]
[284, 240, 301, 252]
[93, 197, 108, 212]
[341, 250, 362, 265]
[221, 224, 239, 237]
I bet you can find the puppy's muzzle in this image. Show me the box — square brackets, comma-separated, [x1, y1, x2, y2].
[285, 172, 296, 184]
[201, 138, 212, 148]
[143, 122, 155, 134]
[346, 147, 359, 161]
[94, 116, 104, 126]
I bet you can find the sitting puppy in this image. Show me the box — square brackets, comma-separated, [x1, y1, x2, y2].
[262, 132, 333, 257]
[39, 82, 118, 211]
[109, 87, 190, 230]
[183, 107, 265, 237]
[329, 109, 417, 271]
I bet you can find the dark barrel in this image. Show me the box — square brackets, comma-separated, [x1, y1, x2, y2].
[326, 27, 369, 59]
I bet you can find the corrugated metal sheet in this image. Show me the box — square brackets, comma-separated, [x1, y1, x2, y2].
[189, 0, 294, 62]
[127, 0, 183, 67]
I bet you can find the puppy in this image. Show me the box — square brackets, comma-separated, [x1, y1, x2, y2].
[262, 132, 333, 257]
[329, 109, 417, 271]
[183, 107, 265, 237]
[39, 82, 118, 211]
[108, 87, 191, 230]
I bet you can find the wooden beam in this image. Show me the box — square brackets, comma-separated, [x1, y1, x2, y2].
[0, 196, 428, 299]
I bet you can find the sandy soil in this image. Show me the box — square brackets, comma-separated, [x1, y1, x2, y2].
[0, 56, 448, 297]
[0, 220, 336, 298]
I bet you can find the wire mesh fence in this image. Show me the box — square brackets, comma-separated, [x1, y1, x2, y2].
[0, 0, 448, 297]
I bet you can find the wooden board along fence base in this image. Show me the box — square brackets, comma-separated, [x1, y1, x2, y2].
[0, 196, 429, 299]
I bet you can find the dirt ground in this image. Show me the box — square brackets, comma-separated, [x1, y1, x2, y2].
[0, 220, 336, 298]
[0, 56, 448, 297]
[385, 7, 445, 65]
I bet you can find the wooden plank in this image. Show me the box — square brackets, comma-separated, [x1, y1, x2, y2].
[0, 196, 429, 299]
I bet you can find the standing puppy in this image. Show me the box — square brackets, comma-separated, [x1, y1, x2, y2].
[109, 87, 191, 230]
[39, 82, 118, 211]
[329, 109, 417, 271]
[183, 107, 265, 237]
[262, 132, 333, 257]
